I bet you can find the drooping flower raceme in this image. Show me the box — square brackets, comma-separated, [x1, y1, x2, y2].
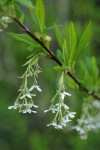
[72, 97, 100, 139]
[8, 56, 42, 114]
[44, 72, 76, 129]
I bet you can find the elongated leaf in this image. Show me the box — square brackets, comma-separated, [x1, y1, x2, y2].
[66, 76, 78, 89]
[15, 0, 33, 9]
[79, 60, 88, 84]
[36, 0, 45, 32]
[92, 57, 99, 84]
[56, 49, 63, 62]
[66, 22, 77, 65]
[15, 0, 41, 31]
[15, 4, 25, 22]
[63, 40, 68, 65]
[54, 23, 63, 49]
[29, 4, 41, 32]
[74, 21, 92, 60]
[8, 32, 34, 45]
[16, 0, 41, 31]
[27, 44, 43, 54]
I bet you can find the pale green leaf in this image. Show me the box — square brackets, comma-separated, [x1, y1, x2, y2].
[56, 49, 63, 62]
[15, 0, 33, 9]
[15, 4, 25, 22]
[66, 22, 77, 65]
[66, 76, 78, 89]
[74, 21, 92, 60]
[29, 4, 41, 32]
[92, 57, 99, 84]
[54, 23, 63, 49]
[8, 32, 34, 45]
[63, 40, 68, 65]
[36, 0, 45, 32]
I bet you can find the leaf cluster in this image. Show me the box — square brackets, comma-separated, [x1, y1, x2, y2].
[55, 21, 92, 71]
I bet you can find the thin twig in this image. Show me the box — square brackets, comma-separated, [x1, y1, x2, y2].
[12, 17, 100, 100]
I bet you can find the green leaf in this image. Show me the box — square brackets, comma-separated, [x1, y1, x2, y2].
[29, 4, 41, 33]
[92, 57, 99, 84]
[15, 4, 25, 22]
[66, 22, 77, 65]
[8, 32, 34, 45]
[36, 0, 45, 32]
[78, 60, 88, 84]
[27, 44, 43, 52]
[79, 57, 99, 91]
[56, 49, 63, 62]
[15, 0, 33, 8]
[66, 76, 78, 89]
[74, 21, 92, 60]
[54, 66, 62, 71]
[54, 23, 63, 49]
[62, 40, 68, 65]
[27, 44, 37, 51]
[17, 0, 41, 33]
[47, 24, 61, 31]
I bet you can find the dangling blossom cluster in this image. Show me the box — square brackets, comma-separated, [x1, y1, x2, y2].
[8, 56, 42, 114]
[72, 98, 100, 139]
[44, 73, 76, 129]
[8, 57, 76, 130]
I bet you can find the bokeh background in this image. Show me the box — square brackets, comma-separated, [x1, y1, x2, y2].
[0, 0, 100, 150]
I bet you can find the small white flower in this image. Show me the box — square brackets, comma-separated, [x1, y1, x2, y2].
[20, 93, 36, 99]
[20, 95, 26, 99]
[61, 118, 67, 126]
[37, 86, 42, 92]
[22, 108, 37, 114]
[72, 126, 85, 134]
[8, 106, 14, 110]
[26, 93, 32, 99]
[2, 16, 9, 20]
[68, 112, 76, 118]
[44, 104, 59, 114]
[47, 122, 57, 127]
[44, 109, 49, 113]
[52, 109, 57, 113]
[31, 110, 37, 113]
[47, 121, 63, 129]
[54, 124, 62, 129]
[29, 86, 34, 91]
[61, 91, 71, 100]
[29, 85, 42, 92]
[44, 108, 57, 114]
[64, 104, 69, 110]
[64, 115, 71, 123]
[8, 102, 20, 110]
[28, 103, 38, 108]
[27, 109, 32, 113]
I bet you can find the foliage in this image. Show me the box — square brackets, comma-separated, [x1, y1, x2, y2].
[0, 0, 100, 149]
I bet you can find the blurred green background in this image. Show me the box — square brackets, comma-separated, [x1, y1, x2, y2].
[0, 0, 100, 150]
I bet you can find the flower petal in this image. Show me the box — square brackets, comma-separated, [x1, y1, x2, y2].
[8, 106, 13, 109]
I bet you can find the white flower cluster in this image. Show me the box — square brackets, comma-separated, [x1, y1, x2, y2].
[8, 57, 42, 114]
[44, 91, 76, 129]
[46, 111, 76, 129]
[44, 73, 76, 130]
[8, 84, 42, 114]
[8, 66, 76, 130]
[72, 98, 100, 139]
[8, 102, 38, 114]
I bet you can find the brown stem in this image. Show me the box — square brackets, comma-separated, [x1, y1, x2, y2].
[12, 17, 100, 100]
